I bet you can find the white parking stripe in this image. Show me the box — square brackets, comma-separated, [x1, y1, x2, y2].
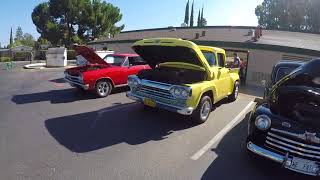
[190, 101, 255, 160]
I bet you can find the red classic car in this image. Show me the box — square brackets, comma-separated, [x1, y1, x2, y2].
[64, 45, 150, 97]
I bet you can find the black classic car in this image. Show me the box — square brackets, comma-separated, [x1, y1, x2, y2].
[263, 60, 304, 99]
[246, 59, 320, 176]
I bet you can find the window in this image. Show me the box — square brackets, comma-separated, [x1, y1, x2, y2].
[202, 51, 216, 66]
[274, 67, 298, 83]
[128, 56, 146, 66]
[217, 53, 225, 67]
[103, 55, 125, 66]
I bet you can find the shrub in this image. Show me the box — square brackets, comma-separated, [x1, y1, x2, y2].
[35, 50, 47, 60]
[67, 50, 76, 60]
[13, 52, 30, 61]
[0, 57, 12, 62]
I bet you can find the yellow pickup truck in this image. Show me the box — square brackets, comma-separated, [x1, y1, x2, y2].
[127, 38, 240, 123]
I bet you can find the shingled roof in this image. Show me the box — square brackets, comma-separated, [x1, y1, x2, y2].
[89, 26, 320, 52]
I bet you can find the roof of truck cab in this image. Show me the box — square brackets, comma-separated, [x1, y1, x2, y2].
[198, 45, 225, 53]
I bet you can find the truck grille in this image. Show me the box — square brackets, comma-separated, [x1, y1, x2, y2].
[265, 129, 320, 161]
[135, 81, 186, 107]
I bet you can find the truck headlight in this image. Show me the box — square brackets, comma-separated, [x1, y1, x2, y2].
[170, 86, 191, 99]
[128, 76, 140, 88]
[255, 115, 271, 131]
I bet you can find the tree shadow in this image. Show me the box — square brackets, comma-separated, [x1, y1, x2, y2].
[44, 102, 198, 153]
[201, 113, 317, 180]
[11, 88, 98, 104]
[11, 85, 130, 104]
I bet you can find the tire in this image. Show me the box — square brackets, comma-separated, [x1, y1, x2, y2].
[95, 80, 112, 98]
[228, 81, 240, 102]
[191, 96, 212, 124]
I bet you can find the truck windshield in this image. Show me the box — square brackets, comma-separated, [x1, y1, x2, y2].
[103, 56, 125, 66]
[202, 51, 216, 66]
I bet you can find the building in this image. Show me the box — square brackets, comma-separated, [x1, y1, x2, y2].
[88, 26, 320, 87]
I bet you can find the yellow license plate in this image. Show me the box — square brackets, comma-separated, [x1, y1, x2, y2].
[143, 98, 156, 107]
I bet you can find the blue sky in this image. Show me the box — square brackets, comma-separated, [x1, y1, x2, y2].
[0, 0, 263, 47]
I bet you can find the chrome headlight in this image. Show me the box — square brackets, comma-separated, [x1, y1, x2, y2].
[128, 76, 140, 88]
[255, 115, 271, 131]
[170, 86, 191, 99]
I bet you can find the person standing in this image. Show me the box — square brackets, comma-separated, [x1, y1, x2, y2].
[233, 53, 241, 68]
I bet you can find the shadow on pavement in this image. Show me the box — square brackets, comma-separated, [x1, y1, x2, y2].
[11, 86, 130, 104]
[201, 113, 317, 180]
[49, 78, 66, 84]
[45, 103, 198, 153]
[11, 88, 97, 104]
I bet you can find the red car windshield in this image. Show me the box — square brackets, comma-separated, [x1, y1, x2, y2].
[103, 55, 126, 66]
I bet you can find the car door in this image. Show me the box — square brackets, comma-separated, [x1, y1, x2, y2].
[217, 53, 232, 96]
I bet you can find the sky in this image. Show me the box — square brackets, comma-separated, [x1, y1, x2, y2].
[0, 0, 263, 47]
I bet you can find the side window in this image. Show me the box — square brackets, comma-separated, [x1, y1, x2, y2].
[217, 53, 225, 67]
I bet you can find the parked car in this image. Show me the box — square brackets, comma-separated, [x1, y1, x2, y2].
[65, 45, 150, 97]
[263, 60, 304, 99]
[246, 59, 320, 176]
[126, 38, 240, 123]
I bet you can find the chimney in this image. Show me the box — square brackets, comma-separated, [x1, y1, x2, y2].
[195, 33, 200, 39]
[201, 31, 206, 37]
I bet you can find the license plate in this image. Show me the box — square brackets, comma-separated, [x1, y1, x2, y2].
[288, 157, 319, 174]
[143, 98, 156, 107]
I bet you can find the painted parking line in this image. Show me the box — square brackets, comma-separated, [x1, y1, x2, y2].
[190, 101, 255, 160]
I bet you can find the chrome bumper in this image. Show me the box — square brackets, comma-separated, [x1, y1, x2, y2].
[64, 78, 89, 90]
[247, 141, 320, 176]
[126, 92, 194, 115]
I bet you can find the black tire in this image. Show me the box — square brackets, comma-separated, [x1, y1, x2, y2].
[191, 96, 212, 124]
[95, 80, 112, 97]
[228, 81, 240, 102]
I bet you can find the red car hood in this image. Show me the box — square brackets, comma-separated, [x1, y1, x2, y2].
[74, 45, 109, 66]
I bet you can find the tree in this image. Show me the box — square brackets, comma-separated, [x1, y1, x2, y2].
[184, 0, 189, 26]
[15, 26, 24, 42]
[190, 0, 194, 27]
[255, 0, 319, 33]
[32, 0, 124, 47]
[200, 7, 204, 27]
[197, 10, 201, 27]
[9, 27, 13, 47]
[21, 33, 35, 47]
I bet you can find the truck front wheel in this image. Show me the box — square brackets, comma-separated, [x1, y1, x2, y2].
[192, 96, 212, 124]
[228, 81, 239, 102]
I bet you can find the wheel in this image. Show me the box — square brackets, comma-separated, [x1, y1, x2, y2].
[228, 81, 240, 102]
[95, 80, 112, 97]
[191, 96, 212, 124]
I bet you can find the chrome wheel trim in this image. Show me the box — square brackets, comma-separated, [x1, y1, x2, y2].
[234, 83, 239, 99]
[98, 82, 109, 96]
[200, 100, 211, 120]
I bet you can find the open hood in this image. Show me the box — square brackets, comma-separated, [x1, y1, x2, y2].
[74, 45, 109, 66]
[132, 38, 209, 70]
[271, 59, 320, 127]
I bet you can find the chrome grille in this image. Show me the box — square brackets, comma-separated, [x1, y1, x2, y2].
[135, 81, 186, 107]
[265, 130, 320, 160]
[65, 73, 82, 84]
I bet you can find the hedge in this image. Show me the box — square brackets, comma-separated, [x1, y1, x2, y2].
[67, 50, 76, 60]
[0, 57, 12, 62]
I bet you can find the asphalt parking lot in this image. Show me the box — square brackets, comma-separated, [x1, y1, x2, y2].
[0, 67, 317, 180]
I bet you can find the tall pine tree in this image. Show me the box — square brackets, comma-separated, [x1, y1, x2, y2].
[200, 7, 204, 27]
[197, 10, 201, 27]
[190, 0, 194, 27]
[9, 27, 13, 47]
[184, 0, 189, 25]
